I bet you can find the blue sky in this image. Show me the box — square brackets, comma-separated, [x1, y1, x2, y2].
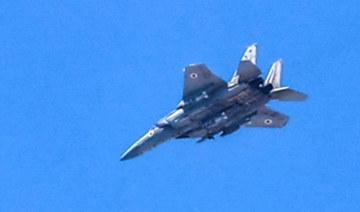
[1, 0, 360, 211]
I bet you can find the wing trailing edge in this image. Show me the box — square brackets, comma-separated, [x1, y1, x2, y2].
[182, 64, 227, 101]
[245, 106, 289, 128]
[270, 87, 307, 101]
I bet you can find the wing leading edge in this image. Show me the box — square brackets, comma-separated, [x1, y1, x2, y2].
[182, 64, 227, 101]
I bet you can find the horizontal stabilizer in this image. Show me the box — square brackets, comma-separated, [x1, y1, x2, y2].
[271, 87, 307, 101]
[245, 106, 289, 128]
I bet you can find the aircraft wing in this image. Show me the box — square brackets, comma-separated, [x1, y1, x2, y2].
[245, 106, 289, 128]
[182, 64, 227, 101]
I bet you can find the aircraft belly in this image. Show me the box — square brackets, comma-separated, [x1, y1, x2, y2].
[180, 93, 269, 138]
[189, 103, 225, 120]
[176, 84, 271, 139]
[171, 115, 193, 128]
[187, 129, 207, 138]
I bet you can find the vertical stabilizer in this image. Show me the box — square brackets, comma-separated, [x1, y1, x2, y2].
[265, 59, 308, 101]
[228, 44, 259, 87]
[264, 59, 282, 89]
[241, 43, 257, 65]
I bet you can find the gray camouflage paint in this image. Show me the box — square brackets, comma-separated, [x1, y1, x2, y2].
[121, 44, 306, 161]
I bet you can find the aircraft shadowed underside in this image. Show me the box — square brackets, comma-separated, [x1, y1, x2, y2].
[121, 44, 307, 161]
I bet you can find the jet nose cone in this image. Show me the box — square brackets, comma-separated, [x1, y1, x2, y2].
[120, 126, 175, 161]
[120, 139, 145, 161]
[120, 153, 133, 161]
[120, 148, 140, 161]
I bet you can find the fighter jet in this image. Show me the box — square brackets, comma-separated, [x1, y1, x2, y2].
[121, 44, 307, 161]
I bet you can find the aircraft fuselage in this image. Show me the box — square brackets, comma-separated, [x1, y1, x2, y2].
[161, 77, 272, 140]
[121, 44, 306, 160]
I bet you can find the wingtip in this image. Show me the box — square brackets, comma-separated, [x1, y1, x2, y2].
[248, 43, 257, 47]
[300, 93, 308, 101]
